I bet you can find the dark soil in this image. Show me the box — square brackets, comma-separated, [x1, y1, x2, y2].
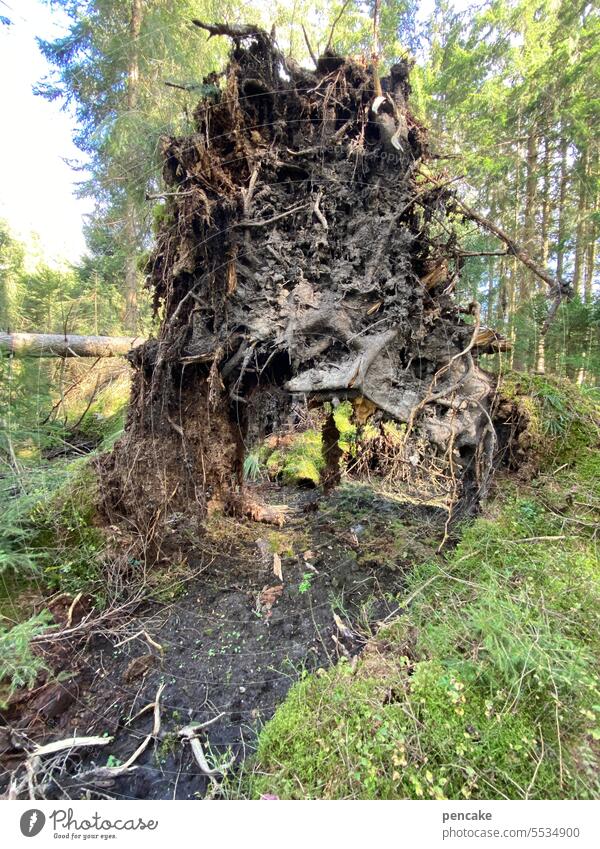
[1, 482, 445, 800]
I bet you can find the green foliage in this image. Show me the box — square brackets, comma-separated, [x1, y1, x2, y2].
[0, 458, 105, 602]
[298, 572, 314, 594]
[29, 460, 104, 596]
[66, 372, 130, 450]
[265, 430, 324, 487]
[418, 0, 599, 381]
[0, 611, 53, 704]
[242, 380, 600, 799]
[499, 372, 599, 464]
[243, 452, 262, 482]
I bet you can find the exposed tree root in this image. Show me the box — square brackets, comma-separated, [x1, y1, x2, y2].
[99, 21, 504, 543]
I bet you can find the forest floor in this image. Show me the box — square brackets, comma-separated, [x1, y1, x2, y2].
[1, 480, 445, 800]
[1, 374, 599, 800]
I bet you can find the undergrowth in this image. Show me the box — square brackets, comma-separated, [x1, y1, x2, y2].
[0, 370, 127, 696]
[0, 611, 53, 706]
[241, 374, 600, 800]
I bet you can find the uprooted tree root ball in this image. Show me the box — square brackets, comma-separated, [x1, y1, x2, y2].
[100, 22, 503, 540]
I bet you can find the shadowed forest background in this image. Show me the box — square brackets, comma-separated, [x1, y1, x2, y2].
[0, 0, 599, 802]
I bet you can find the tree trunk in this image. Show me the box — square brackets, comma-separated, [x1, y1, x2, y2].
[540, 136, 552, 270]
[573, 148, 588, 298]
[122, 0, 143, 333]
[555, 134, 569, 283]
[123, 204, 140, 332]
[535, 332, 545, 375]
[521, 129, 538, 303]
[535, 136, 552, 375]
[0, 332, 144, 358]
[583, 149, 598, 305]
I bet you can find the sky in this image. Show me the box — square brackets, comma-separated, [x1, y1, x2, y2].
[0, 0, 465, 267]
[0, 0, 93, 265]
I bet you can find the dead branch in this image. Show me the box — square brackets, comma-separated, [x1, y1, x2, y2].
[234, 202, 309, 229]
[6, 735, 114, 799]
[178, 723, 235, 783]
[325, 0, 352, 54]
[31, 735, 114, 759]
[371, 0, 383, 97]
[66, 592, 83, 628]
[191, 21, 268, 40]
[301, 24, 318, 68]
[452, 198, 572, 331]
[164, 80, 197, 92]
[312, 190, 329, 230]
[76, 683, 165, 784]
[0, 331, 145, 359]
[114, 629, 164, 654]
[458, 249, 509, 257]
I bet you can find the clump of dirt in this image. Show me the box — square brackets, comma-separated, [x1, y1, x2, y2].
[1, 483, 446, 800]
[100, 21, 498, 543]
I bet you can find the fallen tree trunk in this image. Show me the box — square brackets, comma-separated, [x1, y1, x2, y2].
[0, 332, 145, 358]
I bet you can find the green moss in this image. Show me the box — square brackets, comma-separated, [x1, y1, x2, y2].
[151, 202, 174, 236]
[333, 401, 357, 453]
[241, 379, 600, 799]
[499, 373, 599, 466]
[265, 429, 324, 486]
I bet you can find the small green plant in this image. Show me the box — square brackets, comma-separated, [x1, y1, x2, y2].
[0, 611, 53, 704]
[105, 754, 122, 768]
[155, 732, 179, 763]
[298, 572, 314, 594]
[243, 451, 262, 481]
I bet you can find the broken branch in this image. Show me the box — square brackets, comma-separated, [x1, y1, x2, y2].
[452, 198, 572, 331]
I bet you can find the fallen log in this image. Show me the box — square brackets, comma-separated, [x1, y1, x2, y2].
[0, 332, 145, 358]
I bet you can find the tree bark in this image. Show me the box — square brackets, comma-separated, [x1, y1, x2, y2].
[555, 134, 569, 282]
[123, 205, 140, 333]
[540, 136, 552, 271]
[122, 0, 143, 333]
[521, 129, 538, 302]
[583, 149, 598, 305]
[572, 148, 588, 298]
[0, 332, 144, 358]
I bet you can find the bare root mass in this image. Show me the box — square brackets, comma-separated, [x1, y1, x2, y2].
[100, 23, 498, 538]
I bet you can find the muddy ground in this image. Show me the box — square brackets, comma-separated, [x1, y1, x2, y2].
[1, 481, 446, 800]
